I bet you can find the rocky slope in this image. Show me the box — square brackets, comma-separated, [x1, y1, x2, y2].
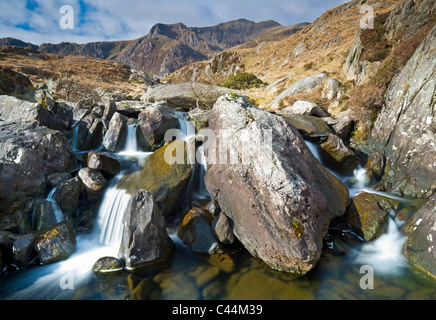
[2, 19, 306, 77]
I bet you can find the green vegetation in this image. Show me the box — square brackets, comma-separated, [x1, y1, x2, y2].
[219, 72, 264, 90]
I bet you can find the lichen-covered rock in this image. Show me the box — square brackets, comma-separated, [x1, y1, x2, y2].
[205, 94, 350, 274]
[368, 24, 436, 198]
[402, 193, 436, 279]
[35, 221, 76, 265]
[282, 114, 333, 138]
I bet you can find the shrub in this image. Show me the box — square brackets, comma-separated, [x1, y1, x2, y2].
[219, 72, 264, 90]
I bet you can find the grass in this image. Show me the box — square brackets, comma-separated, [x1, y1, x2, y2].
[218, 72, 265, 90]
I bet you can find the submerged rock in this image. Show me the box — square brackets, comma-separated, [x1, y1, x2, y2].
[178, 207, 222, 254]
[120, 190, 174, 271]
[205, 94, 350, 274]
[35, 221, 76, 265]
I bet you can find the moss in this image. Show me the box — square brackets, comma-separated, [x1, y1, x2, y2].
[219, 72, 264, 90]
[292, 218, 304, 238]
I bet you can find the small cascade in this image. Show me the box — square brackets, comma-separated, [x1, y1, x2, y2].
[46, 187, 63, 223]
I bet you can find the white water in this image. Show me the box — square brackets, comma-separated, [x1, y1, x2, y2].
[46, 187, 64, 223]
[304, 139, 409, 276]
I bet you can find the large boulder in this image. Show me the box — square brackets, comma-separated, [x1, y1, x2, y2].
[35, 221, 76, 265]
[402, 193, 436, 279]
[0, 67, 34, 96]
[204, 94, 350, 274]
[119, 190, 174, 271]
[368, 24, 436, 198]
[0, 122, 75, 217]
[140, 82, 241, 110]
[0, 95, 66, 131]
[137, 103, 180, 151]
[117, 139, 193, 217]
[103, 112, 128, 152]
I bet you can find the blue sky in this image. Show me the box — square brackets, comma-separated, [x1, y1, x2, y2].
[0, 0, 350, 45]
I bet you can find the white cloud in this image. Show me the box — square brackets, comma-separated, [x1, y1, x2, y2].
[0, 0, 349, 45]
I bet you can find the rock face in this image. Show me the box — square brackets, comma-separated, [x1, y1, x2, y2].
[368, 24, 436, 198]
[120, 190, 174, 271]
[0, 122, 74, 216]
[35, 221, 76, 265]
[204, 94, 350, 273]
[140, 82, 241, 110]
[402, 193, 436, 279]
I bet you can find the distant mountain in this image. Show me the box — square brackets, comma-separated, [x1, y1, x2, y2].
[0, 19, 307, 76]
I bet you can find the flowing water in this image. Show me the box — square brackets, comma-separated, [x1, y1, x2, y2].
[0, 122, 435, 300]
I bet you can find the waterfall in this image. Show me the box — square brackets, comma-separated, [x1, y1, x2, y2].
[46, 187, 63, 223]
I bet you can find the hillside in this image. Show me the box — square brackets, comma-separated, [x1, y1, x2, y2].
[1, 19, 307, 76]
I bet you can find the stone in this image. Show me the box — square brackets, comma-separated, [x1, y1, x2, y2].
[368, 24, 436, 198]
[205, 94, 350, 274]
[282, 114, 333, 138]
[103, 112, 128, 152]
[188, 108, 211, 131]
[32, 199, 58, 232]
[211, 212, 235, 245]
[277, 101, 329, 118]
[87, 152, 121, 177]
[321, 78, 340, 100]
[102, 99, 117, 121]
[92, 256, 124, 273]
[12, 232, 38, 268]
[0, 122, 75, 217]
[0, 95, 65, 131]
[320, 134, 361, 173]
[0, 66, 34, 96]
[402, 194, 436, 279]
[270, 73, 329, 109]
[137, 103, 180, 151]
[78, 168, 107, 196]
[117, 139, 193, 217]
[178, 208, 221, 254]
[120, 190, 174, 271]
[35, 221, 76, 265]
[51, 176, 84, 220]
[346, 192, 401, 241]
[140, 82, 242, 110]
[47, 172, 72, 188]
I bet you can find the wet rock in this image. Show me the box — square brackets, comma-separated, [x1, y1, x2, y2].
[103, 112, 128, 152]
[120, 190, 174, 271]
[320, 134, 360, 173]
[117, 139, 193, 217]
[211, 212, 235, 245]
[35, 221, 76, 265]
[78, 168, 107, 197]
[87, 152, 121, 177]
[0, 231, 17, 267]
[178, 207, 222, 254]
[92, 256, 124, 273]
[137, 103, 180, 151]
[402, 194, 436, 279]
[51, 176, 84, 219]
[32, 199, 58, 232]
[205, 94, 350, 274]
[203, 199, 221, 218]
[47, 172, 72, 188]
[12, 232, 38, 268]
[188, 108, 211, 131]
[346, 192, 401, 241]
